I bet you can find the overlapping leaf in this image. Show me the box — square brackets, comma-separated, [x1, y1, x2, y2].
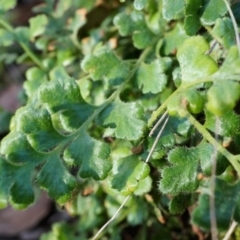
[200, 0, 227, 25]
[134, 0, 147, 10]
[177, 36, 218, 84]
[212, 18, 235, 49]
[162, 0, 185, 21]
[0, 0, 16, 12]
[81, 47, 130, 85]
[97, 98, 146, 141]
[169, 193, 196, 214]
[206, 81, 240, 116]
[110, 155, 150, 195]
[216, 46, 240, 77]
[197, 141, 228, 176]
[184, 0, 201, 35]
[163, 23, 189, 55]
[204, 110, 240, 137]
[192, 178, 240, 230]
[127, 197, 149, 225]
[29, 14, 48, 39]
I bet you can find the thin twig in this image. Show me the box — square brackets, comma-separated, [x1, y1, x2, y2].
[223, 0, 240, 56]
[91, 114, 170, 240]
[222, 220, 238, 240]
[91, 195, 131, 240]
[209, 117, 220, 240]
[146, 116, 169, 163]
[0, 18, 45, 70]
[149, 111, 168, 137]
[205, 40, 218, 55]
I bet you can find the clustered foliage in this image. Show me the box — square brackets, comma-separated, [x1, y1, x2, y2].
[1, 0, 240, 239]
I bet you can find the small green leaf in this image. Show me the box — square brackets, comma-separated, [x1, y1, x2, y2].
[98, 98, 146, 141]
[134, 176, 152, 196]
[64, 132, 111, 180]
[163, 23, 189, 55]
[127, 197, 149, 225]
[29, 14, 48, 38]
[162, 0, 185, 21]
[216, 46, 240, 76]
[232, 2, 240, 24]
[113, 13, 134, 36]
[201, 0, 227, 25]
[132, 29, 156, 49]
[1, 129, 77, 206]
[0, 29, 15, 46]
[24, 67, 48, 98]
[177, 36, 218, 84]
[110, 155, 150, 195]
[169, 193, 196, 214]
[134, 0, 147, 10]
[184, 0, 202, 35]
[37, 154, 76, 204]
[68, 10, 86, 34]
[204, 110, 240, 137]
[198, 141, 228, 176]
[0, 132, 46, 208]
[114, 11, 156, 49]
[192, 178, 240, 230]
[136, 59, 168, 94]
[0, 109, 12, 134]
[81, 47, 130, 85]
[49, 65, 69, 81]
[212, 18, 235, 49]
[14, 27, 30, 45]
[167, 89, 204, 117]
[206, 81, 240, 116]
[159, 147, 199, 195]
[0, 157, 35, 209]
[0, 0, 16, 12]
[40, 222, 81, 240]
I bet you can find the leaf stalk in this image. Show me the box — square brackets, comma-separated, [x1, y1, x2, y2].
[0, 17, 45, 70]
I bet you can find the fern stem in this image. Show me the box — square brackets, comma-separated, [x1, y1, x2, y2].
[186, 112, 240, 176]
[0, 18, 45, 70]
